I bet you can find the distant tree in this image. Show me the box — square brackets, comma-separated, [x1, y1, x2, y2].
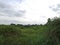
[46, 18, 51, 25]
[17, 24, 23, 26]
[48, 18, 51, 22]
[23, 24, 31, 27]
[10, 23, 16, 25]
[40, 24, 43, 26]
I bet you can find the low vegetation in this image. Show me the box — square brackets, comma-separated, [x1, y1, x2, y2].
[0, 17, 60, 45]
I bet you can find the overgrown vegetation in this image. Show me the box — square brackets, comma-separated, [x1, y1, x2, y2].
[0, 17, 60, 45]
[46, 17, 60, 45]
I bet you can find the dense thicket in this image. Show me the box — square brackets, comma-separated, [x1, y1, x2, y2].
[0, 25, 21, 45]
[46, 17, 60, 45]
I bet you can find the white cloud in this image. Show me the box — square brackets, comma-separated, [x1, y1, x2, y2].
[17, 0, 60, 24]
[0, 0, 60, 24]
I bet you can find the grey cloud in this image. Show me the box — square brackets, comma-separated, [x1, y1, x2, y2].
[0, 0, 25, 24]
[13, 0, 24, 3]
[50, 4, 60, 12]
[0, 0, 23, 4]
[0, 0, 25, 17]
[0, 19, 21, 24]
[0, 16, 21, 24]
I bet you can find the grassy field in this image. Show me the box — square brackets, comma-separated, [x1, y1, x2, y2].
[0, 17, 60, 45]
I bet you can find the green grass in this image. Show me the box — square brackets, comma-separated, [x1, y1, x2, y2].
[0, 17, 60, 45]
[0, 25, 48, 45]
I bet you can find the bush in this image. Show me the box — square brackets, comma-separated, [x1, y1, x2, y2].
[0, 25, 22, 45]
[47, 17, 60, 45]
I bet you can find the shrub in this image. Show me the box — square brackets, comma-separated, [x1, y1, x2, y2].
[0, 25, 22, 45]
[47, 17, 60, 45]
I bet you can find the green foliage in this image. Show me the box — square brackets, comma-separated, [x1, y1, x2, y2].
[0, 25, 21, 45]
[0, 17, 60, 45]
[46, 17, 60, 45]
[0, 24, 48, 45]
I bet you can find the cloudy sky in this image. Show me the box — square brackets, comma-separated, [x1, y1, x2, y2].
[0, 0, 60, 25]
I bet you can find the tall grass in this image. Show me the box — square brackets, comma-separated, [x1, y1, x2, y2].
[0, 17, 60, 45]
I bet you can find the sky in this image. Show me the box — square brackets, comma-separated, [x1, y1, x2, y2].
[0, 0, 60, 25]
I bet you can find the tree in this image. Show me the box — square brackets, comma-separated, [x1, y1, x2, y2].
[47, 17, 60, 45]
[45, 18, 51, 25]
[10, 23, 16, 25]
